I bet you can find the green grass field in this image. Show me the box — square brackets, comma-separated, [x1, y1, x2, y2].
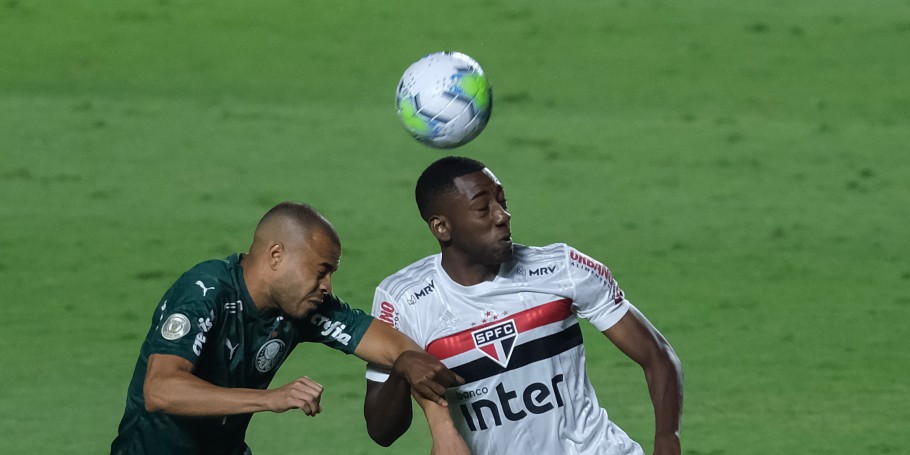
[1, 0, 908, 453]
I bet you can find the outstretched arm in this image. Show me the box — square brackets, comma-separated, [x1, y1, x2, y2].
[144, 354, 324, 416]
[415, 393, 471, 455]
[604, 306, 683, 455]
[365, 374, 469, 452]
[354, 319, 464, 406]
[357, 319, 464, 447]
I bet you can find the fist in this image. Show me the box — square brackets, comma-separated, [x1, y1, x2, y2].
[268, 376, 324, 416]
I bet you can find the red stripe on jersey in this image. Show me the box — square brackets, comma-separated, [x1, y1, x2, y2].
[426, 298, 573, 360]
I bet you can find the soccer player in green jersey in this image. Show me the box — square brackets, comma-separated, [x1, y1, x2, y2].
[112, 201, 464, 455]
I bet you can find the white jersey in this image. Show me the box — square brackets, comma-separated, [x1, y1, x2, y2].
[367, 243, 644, 455]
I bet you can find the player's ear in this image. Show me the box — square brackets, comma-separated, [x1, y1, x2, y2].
[428, 215, 451, 243]
[268, 242, 284, 270]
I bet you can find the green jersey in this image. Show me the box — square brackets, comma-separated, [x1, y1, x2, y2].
[112, 254, 373, 455]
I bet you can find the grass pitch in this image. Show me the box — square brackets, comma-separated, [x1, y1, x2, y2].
[1, 0, 908, 453]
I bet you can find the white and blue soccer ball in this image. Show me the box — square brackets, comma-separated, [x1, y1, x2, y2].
[395, 52, 493, 149]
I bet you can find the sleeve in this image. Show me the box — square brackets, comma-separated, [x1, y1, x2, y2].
[296, 294, 374, 354]
[148, 291, 216, 365]
[564, 245, 631, 332]
[364, 286, 411, 383]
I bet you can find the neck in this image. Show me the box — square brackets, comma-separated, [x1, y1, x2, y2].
[240, 253, 276, 314]
[440, 250, 499, 286]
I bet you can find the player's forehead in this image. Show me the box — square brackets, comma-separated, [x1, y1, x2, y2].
[299, 228, 341, 268]
[451, 168, 504, 200]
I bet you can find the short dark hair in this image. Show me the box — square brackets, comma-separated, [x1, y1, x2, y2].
[415, 156, 486, 221]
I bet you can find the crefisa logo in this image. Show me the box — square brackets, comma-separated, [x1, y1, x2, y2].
[471, 319, 518, 367]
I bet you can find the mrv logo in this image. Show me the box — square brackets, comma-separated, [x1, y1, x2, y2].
[472, 320, 517, 367]
[528, 265, 557, 276]
[413, 280, 436, 300]
[458, 374, 565, 432]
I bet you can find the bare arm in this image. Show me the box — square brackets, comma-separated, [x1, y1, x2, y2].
[144, 353, 324, 416]
[353, 319, 419, 367]
[358, 319, 464, 446]
[355, 319, 463, 406]
[365, 378, 412, 446]
[415, 393, 470, 455]
[604, 306, 683, 455]
[364, 376, 469, 450]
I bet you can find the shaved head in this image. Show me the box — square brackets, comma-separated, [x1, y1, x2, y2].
[250, 201, 340, 254]
[243, 201, 342, 319]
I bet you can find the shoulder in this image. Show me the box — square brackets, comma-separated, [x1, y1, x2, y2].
[511, 243, 569, 261]
[376, 254, 438, 300]
[188, 255, 238, 280]
[518, 243, 615, 271]
[506, 243, 570, 269]
[561, 245, 614, 272]
[178, 256, 234, 282]
[507, 243, 617, 283]
[167, 256, 238, 309]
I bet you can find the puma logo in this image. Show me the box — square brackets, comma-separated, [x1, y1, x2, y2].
[196, 280, 215, 297]
[226, 339, 239, 360]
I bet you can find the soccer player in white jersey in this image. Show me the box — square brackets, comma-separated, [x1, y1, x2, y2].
[363, 156, 683, 455]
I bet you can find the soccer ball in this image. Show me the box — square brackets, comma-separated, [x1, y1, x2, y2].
[395, 52, 492, 149]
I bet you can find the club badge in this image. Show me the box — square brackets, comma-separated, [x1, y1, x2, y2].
[255, 339, 286, 373]
[472, 319, 518, 367]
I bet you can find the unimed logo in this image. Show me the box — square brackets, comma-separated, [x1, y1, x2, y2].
[458, 374, 565, 432]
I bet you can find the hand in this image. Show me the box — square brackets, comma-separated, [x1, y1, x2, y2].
[653, 433, 680, 455]
[392, 350, 464, 407]
[266, 376, 324, 416]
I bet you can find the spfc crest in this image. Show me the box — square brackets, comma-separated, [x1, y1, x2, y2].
[471, 320, 518, 367]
